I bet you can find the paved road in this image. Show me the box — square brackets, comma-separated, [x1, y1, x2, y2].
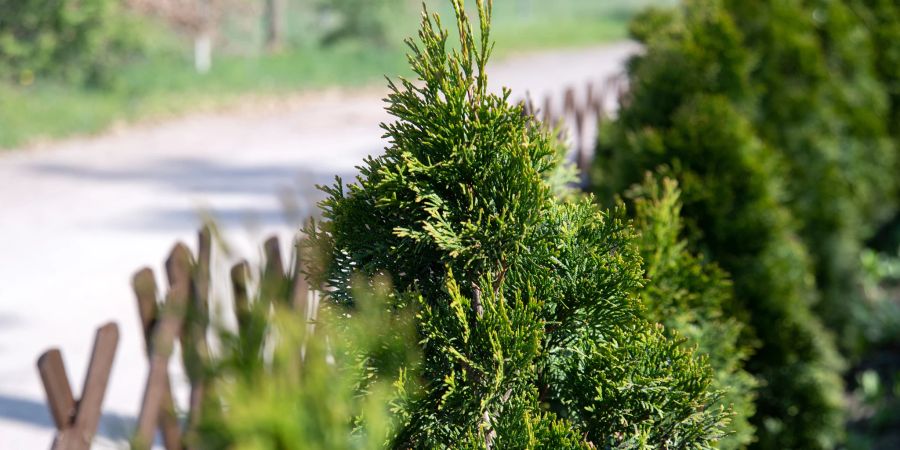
[0, 42, 636, 448]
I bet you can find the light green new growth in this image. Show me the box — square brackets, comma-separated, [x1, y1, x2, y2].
[630, 175, 757, 450]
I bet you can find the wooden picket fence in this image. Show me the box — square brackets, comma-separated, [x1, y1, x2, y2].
[37, 324, 118, 450]
[36, 227, 313, 450]
[521, 74, 628, 188]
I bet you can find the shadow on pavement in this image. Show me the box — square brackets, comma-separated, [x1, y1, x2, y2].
[0, 394, 135, 441]
[28, 156, 368, 231]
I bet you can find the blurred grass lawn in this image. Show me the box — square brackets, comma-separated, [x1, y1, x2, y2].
[0, 0, 667, 149]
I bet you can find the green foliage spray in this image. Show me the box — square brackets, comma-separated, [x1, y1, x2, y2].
[309, 1, 730, 447]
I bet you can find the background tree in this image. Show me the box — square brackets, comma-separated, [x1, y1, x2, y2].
[722, 0, 897, 350]
[316, 0, 406, 47]
[263, 0, 285, 51]
[127, 0, 225, 73]
[593, 1, 845, 447]
[0, 0, 147, 85]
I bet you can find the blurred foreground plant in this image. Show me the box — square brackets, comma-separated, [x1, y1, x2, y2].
[197, 271, 420, 450]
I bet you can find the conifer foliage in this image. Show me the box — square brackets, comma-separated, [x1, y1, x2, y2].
[630, 176, 756, 450]
[852, 0, 900, 141]
[593, 1, 845, 448]
[308, 1, 729, 447]
[723, 0, 897, 349]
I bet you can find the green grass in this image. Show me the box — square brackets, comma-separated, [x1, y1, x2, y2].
[492, 18, 629, 53]
[0, 44, 406, 148]
[1, 0, 670, 149]
[468, 0, 667, 53]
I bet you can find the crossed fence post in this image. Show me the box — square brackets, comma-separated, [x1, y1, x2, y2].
[37, 226, 313, 450]
[520, 80, 611, 189]
[131, 228, 214, 449]
[37, 323, 119, 450]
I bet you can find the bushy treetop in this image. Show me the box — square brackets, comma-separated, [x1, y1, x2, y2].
[308, 1, 730, 447]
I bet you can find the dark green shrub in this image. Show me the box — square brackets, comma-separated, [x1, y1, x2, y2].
[317, 0, 408, 47]
[307, 1, 729, 447]
[593, 2, 845, 448]
[849, 0, 900, 140]
[722, 0, 897, 347]
[630, 175, 757, 450]
[0, 0, 147, 86]
[854, 0, 900, 253]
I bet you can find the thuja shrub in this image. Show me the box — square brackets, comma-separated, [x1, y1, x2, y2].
[855, 0, 900, 252]
[723, 0, 898, 348]
[630, 175, 756, 450]
[307, 1, 728, 447]
[592, 2, 845, 448]
[851, 0, 900, 140]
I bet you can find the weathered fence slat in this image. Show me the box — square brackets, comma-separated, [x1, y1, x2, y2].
[231, 260, 251, 334]
[263, 235, 292, 307]
[291, 239, 310, 314]
[195, 227, 212, 304]
[132, 267, 183, 450]
[166, 243, 193, 302]
[135, 244, 191, 449]
[133, 268, 159, 346]
[135, 296, 186, 447]
[542, 95, 553, 128]
[37, 350, 75, 430]
[563, 86, 575, 117]
[264, 236, 285, 281]
[185, 229, 212, 433]
[38, 322, 119, 450]
[72, 323, 119, 445]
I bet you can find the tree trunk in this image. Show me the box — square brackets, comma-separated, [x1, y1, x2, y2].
[194, 32, 212, 73]
[264, 0, 284, 52]
[194, 0, 214, 73]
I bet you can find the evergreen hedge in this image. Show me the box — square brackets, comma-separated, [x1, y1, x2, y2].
[851, 0, 900, 141]
[854, 0, 900, 253]
[592, 1, 845, 448]
[306, 1, 731, 447]
[723, 0, 898, 347]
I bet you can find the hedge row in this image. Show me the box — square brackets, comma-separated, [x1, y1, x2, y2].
[593, 0, 900, 448]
